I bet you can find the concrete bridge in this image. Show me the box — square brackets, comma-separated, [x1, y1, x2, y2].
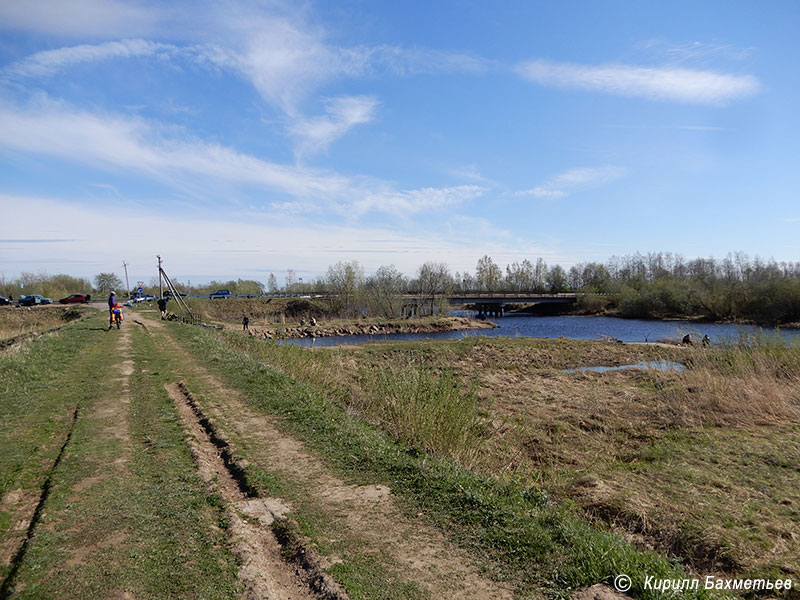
[446, 292, 577, 305]
[446, 292, 576, 318]
[398, 292, 576, 318]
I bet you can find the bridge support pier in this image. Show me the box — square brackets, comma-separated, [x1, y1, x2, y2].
[475, 303, 504, 319]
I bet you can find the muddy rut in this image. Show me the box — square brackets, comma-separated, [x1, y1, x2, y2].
[167, 381, 328, 600]
[143, 312, 514, 600]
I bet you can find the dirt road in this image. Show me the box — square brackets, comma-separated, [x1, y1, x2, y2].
[139, 311, 515, 599]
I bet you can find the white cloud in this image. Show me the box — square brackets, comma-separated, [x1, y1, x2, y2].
[636, 39, 754, 65]
[0, 0, 155, 37]
[521, 166, 627, 199]
[516, 59, 760, 104]
[0, 194, 561, 280]
[448, 165, 497, 185]
[1, 39, 178, 80]
[0, 4, 486, 154]
[357, 45, 489, 77]
[0, 96, 351, 200]
[0, 97, 484, 218]
[352, 185, 485, 216]
[288, 95, 379, 157]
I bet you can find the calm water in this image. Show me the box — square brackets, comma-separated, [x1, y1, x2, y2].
[562, 360, 686, 374]
[283, 313, 800, 348]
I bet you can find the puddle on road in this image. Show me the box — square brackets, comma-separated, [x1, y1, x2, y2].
[563, 360, 686, 374]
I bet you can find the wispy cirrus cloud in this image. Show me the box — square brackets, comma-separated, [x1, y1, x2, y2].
[0, 96, 349, 199]
[288, 95, 379, 158]
[516, 59, 760, 105]
[0, 96, 480, 217]
[521, 166, 627, 199]
[0, 194, 562, 280]
[1, 39, 180, 80]
[0, 0, 155, 37]
[351, 185, 485, 217]
[0, 4, 486, 156]
[636, 38, 754, 65]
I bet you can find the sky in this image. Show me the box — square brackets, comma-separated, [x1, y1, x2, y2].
[1, 0, 799, 286]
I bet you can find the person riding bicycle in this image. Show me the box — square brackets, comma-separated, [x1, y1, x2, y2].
[108, 290, 116, 327]
[111, 302, 124, 329]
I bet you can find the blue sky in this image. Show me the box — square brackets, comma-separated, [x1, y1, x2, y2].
[1, 0, 798, 285]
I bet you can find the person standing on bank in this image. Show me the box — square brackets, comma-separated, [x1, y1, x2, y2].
[157, 297, 168, 320]
[242, 315, 250, 331]
[107, 291, 116, 329]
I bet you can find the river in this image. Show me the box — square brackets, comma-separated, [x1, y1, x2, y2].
[282, 313, 800, 348]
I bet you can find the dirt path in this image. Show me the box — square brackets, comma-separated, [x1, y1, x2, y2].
[168, 381, 321, 600]
[1, 324, 133, 595]
[142, 312, 515, 600]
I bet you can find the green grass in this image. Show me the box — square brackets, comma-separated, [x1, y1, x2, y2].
[1, 312, 241, 598]
[167, 321, 723, 599]
[0, 312, 109, 573]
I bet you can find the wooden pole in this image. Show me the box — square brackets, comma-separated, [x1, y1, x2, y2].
[122, 261, 130, 299]
[157, 255, 163, 299]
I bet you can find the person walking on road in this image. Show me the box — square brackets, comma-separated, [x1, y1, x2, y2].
[107, 291, 116, 329]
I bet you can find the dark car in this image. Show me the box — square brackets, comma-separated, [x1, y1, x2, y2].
[209, 289, 232, 299]
[59, 294, 91, 304]
[18, 294, 52, 306]
[0, 296, 11, 306]
[163, 290, 187, 299]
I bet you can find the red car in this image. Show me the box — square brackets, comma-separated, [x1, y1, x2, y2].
[59, 294, 91, 304]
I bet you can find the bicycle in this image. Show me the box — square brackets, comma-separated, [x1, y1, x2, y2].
[111, 306, 123, 329]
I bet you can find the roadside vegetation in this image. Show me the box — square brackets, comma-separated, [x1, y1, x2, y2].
[170, 321, 725, 599]
[0, 305, 93, 343]
[216, 328, 799, 586]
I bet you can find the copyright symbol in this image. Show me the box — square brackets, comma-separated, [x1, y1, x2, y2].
[614, 574, 632, 592]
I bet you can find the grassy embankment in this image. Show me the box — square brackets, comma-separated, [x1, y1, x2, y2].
[183, 296, 487, 336]
[0, 311, 240, 598]
[165, 318, 758, 599]
[203, 326, 799, 592]
[0, 305, 93, 345]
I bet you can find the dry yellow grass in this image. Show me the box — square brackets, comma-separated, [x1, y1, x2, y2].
[243, 335, 799, 578]
[0, 305, 94, 343]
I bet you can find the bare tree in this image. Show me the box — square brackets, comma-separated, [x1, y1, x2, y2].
[475, 255, 502, 291]
[416, 261, 452, 315]
[365, 265, 407, 317]
[94, 272, 123, 294]
[506, 259, 536, 290]
[267, 273, 279, 293]
[325, 260, 365, 313]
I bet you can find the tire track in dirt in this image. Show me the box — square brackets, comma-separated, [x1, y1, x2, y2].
[45, 326, 136, 580]
[0, 406, 79, 599]
[167, 381, 328, 600]
[143, 313, 514, 600]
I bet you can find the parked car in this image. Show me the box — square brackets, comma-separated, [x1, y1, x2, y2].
[18, 295, 52, 306]
[59, 294, 91, 304]
[0, 296, 11, 306]
[209, 289, 232, 299]
[163, 290, 187, 299]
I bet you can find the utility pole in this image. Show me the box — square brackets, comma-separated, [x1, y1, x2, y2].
[122, 261, 130, 299]
[157, 255, 163, 299]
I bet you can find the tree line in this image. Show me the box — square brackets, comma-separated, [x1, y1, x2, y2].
[3, 251, 799, 323]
